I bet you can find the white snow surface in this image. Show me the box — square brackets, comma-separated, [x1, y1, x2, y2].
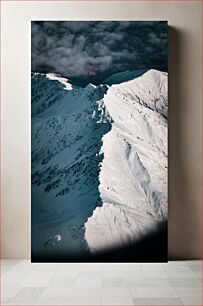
[84, 69, 168, 253]
[46, 73, 73, 90]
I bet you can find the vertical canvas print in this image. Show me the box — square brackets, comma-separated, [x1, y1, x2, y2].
[31, 21, 168, 262]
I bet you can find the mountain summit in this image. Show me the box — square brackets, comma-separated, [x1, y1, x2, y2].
[31, 69, 168, 259]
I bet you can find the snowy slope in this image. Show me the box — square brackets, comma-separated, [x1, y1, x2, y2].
[31, 69, 168, 259]
[84, 69, 168, 253]
[31, 73, 111, 257]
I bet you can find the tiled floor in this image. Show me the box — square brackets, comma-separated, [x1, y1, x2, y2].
[1, 260, 202, 305]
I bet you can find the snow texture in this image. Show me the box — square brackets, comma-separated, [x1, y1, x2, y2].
[31, 69, 167, 258]
[84, 69, 168, 253]
[31, 72, 111, 257]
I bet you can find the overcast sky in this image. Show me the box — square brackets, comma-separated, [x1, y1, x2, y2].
[31, 21, 168, 85]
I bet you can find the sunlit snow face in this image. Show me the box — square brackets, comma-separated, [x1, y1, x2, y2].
[31, 21, 168, 85]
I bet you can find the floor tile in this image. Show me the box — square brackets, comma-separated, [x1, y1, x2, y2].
[166, 271, 197, 278]
[2, 296, 39, 305]
[103, 270, 144, 278]
[57, 264, 81, 271]
[80, 264, 102, 272]
[2, 287, 22, 299]
[102, 278, 122, 287]
[102, 297, 134, 305]
[35, 297, 101, 305]
[193, 271, 202, 279]
[2, 262, 35, 286]
[167, 261, 188, 266]
[175, 287, 202, 298]
[143, 271, 168, 278]
[133, 297, 183, 305]
[1, 259, 203, 306]
[74, 273, 102, 287]
[170, 278, 202, 287]
[15, 287, 45, 298]
[1, 259, 24, 266]
[189, 264, 202, 272]
[17, 271, 55, 287]
[1, 265, 14, 274]
[2, 271, 31, 287]
[54, 268, 80, 278]
[78, 271, 102, 278]
[134, 286, 178, 298]
[186, 260, 202, 266]
[103, 264, 142, 273]
[164, 265, 192, 272]
[141, 264, 165, 272]
[123, 277, 172, 287]
[41, 287, 101, 298]
[32, 264, 59, 272]
[1, 299, 10, 305]
[47, 277, 76, 288]
[102, 287, 132, 298]
[180, 296, 202, 305]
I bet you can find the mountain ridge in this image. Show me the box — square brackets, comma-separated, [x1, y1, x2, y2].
[84, 69, 167, 253]
[31, 69, 168, 258]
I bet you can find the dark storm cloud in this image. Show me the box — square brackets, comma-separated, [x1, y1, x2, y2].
[31, 21, 167, 84]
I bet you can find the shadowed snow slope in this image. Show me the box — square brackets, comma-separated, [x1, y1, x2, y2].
[104, 69, 147, 85]
[84, 69, 168, 253]
[31, 73, 111, 259]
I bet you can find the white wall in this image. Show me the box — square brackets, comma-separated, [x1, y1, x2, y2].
[1, 1, 202, 259]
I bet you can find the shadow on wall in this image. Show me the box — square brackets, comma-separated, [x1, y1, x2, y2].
[168, 26, 202, 260]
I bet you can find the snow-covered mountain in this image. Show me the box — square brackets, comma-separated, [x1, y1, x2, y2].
[31, 69, 167, 259]
[85, 69, 168, 253]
